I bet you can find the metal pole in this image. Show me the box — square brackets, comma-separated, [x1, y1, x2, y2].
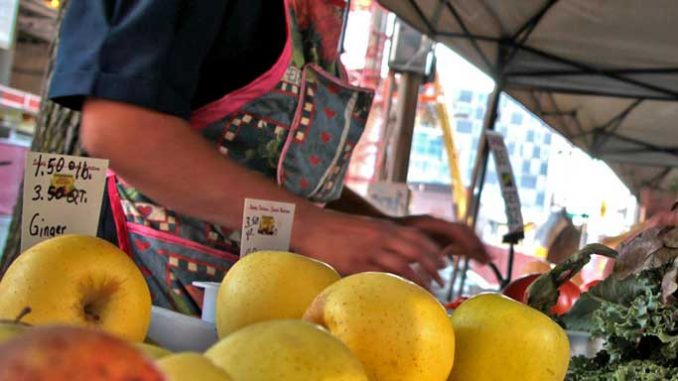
[453, 79, 504, 299]
[0, 48, 13, 85]
[445, 256, 461, 302]
[0, 0, 20, 85]
[376, 71, 397, 181]
[503, 242, 515, 288]
[337, 0, 352, 55]
[388, 72, 423, 182]
[466, 82, 503, 227]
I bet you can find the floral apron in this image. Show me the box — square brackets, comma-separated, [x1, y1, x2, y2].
[108, 0, 374, 315]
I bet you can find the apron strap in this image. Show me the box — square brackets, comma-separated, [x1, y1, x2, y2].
[106, 175, 133, 257]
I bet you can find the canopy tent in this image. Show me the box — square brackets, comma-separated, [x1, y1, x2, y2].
[377, 0, 678, 194]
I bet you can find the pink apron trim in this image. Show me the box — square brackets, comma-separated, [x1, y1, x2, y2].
[127, 223, 240, 263]
[276, 63, 374, 186]
[107, 175, 133, 257]
[190, 0, 293, 130]
[276, 67, 310, 186]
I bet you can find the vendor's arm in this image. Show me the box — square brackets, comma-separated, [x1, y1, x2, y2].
[80, 99, 448, 286]
[50, 0, 485, 286]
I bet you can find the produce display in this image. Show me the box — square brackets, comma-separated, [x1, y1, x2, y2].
[157, 352, 232, 381]
[135, 342, 173, 360]
[0, 325, 165, 381]
[503, 273, 581, 315]
[0, 314, 28, 345]
[304, 272, 455, 380]
[449, 293, 570, 381]
[3, 229, 673, 380]
[215, 250, 340, 338]
[556, 225, 678, 380]
[0, 235, 152, 342]
[206, 319, 368, 380]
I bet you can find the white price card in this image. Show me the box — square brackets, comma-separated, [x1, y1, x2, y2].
[486, 131, 524, 239]
[21, 152, 109, 251]
[240, 198, 295, 257]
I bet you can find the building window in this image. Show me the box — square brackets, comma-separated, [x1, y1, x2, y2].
[526, 130, 535, 142]
[540, 162, 548, 176]
[456, 120, 473, 133]
[507, 142, 515, 155]
[521, 160, 530, 174]
[536, 192, 546, 207]
[510, 112, 524, 125]
[532, 146, 541, 158]
[475, 107, 485, 120]
[455, 104, 472, 117]
[458, 90, 473, 103]
[544, 133, 552, 144]
[520, 176, 537, 188]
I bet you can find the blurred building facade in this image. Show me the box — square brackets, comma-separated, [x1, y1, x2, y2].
[407, 84, 638, 249]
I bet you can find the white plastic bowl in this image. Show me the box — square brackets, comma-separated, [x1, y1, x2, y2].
[567, 330, 603, 358]
[147, 306, 219, 352]
[193, 281, 221, 323]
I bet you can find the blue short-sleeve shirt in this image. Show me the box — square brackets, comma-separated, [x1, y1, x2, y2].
[48, 0, 286, 120]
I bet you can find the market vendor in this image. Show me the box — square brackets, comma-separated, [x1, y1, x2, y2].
[48, 0, 489, 315]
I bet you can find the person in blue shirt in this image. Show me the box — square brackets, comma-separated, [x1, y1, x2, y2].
[49, 0, 489, 314]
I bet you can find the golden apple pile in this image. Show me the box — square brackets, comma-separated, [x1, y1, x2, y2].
[0, 235, 571, 381]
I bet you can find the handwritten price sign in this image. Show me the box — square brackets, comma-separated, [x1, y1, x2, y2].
[240, 199, 295, 257]
[21, 152, 109, 251]
[486, 131, 524, 240]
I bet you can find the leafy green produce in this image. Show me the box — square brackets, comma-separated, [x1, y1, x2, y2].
[527, 219, 678, 380]
[526, 243, 617, 316]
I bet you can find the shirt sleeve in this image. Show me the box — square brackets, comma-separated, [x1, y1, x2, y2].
[48, 0, 227, 119]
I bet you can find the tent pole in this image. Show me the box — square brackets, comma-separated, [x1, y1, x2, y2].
[468, 41, 508, 227]
[387, 72, 423, 182]
[466, 82, 503, 227]
[452, 80, 503, 299]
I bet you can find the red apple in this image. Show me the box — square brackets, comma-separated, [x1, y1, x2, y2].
[503, 273, 581, 315]
[0, 325, 165, 381]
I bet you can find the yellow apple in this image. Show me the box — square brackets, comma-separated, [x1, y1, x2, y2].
[135, 342, 173, 360]
[0, 307, 32, 345]
[206, 319, 368, 381]
[215, 250, 340, 338]
[448, 294, 570, 381]
[157, 352, 232, 381]
[0, 234, 152, 341]
[0, 321, 26, 345]
[304, 272, 455, 381]
[0, 325, 165, 381]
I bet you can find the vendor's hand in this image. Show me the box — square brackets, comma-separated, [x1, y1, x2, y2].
[394, 215, 490, 264]
[293, 210, 447, 288]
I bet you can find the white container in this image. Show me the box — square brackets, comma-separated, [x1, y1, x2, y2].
[147, 306, 219, 352]
[567, 330, 604, 358]
[193, 281, 221, 323]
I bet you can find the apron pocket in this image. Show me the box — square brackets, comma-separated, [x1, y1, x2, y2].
[212, 111, 290, 179]
[277, 63, 374, 203]
[126, 223, 238, 317]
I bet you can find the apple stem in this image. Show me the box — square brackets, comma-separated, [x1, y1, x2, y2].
[84, 305, 100, 323]
[14, 307, 32, 324]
